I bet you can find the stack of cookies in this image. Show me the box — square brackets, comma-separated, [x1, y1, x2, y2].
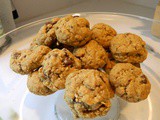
[10, 15, 151, 119]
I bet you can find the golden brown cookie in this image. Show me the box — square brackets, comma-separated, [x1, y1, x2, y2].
[10, 45, 51, 74]
[91, 23, 117, 48]
[10, 50, 32, 74]
[54, 15, 92, 47]
[64, 69, 113, 118]
[73, 40, 108, 69]
[110, 33, 148, 63]
[27, 71, 53, 96]
[30, 17, 60, 49]
[41, 48, 81, 92]
[109, 63, 151, 102]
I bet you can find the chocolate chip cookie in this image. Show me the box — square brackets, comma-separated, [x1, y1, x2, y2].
[41, 48, 81, 92]
[91, 23, 117, 48]
[73, 40, 108, 69]
[27, 71, 53, 96]
[30, 17, 60, 49]
[110, 33, 148, 63]
[109, 63, 151, 102]
[54, 15, 92, 47]
[64, 69, 114, 118]
[10, 45, 51, 74]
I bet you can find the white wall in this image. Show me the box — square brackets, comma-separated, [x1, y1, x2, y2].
[13, 0, 84, 23]
[123, 0, 159, 9]
[13, 0, 157, 26]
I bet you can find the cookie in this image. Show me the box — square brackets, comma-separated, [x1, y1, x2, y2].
[109, 63, 151, 102]
[110, 33, 148, 63]
[64, 69, 113, 118]
[30, 17, 60, 49]
[73, 40, 108, 69]
[91, 23, 117, 48]
[41, 48, 81, 92]
[27, 71, 53, 96]
[54, 15, 92, 47]
[10, 45, 51, 74]
[10, 49, 32, 74]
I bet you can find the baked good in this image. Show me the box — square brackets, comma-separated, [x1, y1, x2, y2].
[10, 49, 32, 74]
[9, 14, 151, 119]
[64, 69, 114, 118]
[73, 40, 108, 69]
[40, 48, 81, 92]
[91, 23, 117, 48]
[110, 33, 148, 63]
[27, 71, 53, 95]
[54, 15, 92, 47]
[109, 63, 151, 102]
[30, 17, 60, 49]
[10, 45, 51, 74]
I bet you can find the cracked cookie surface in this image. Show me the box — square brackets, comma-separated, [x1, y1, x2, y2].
[73, 40, 108, 69]
[54, 15, 92, 47]
[110, 33, 148, 63]
[64, 69, 114, 118]
[30, 18, 60, 49]
[10, 45, 51, 74]
[27, 71, 53, 95]
[41, 48, 81, 92]
[109, 63, 151, 102]
[91, 23, 117, 48]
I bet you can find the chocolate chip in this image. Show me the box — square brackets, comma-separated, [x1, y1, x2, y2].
[140, 75, 147, 84]
[13, 52, 21, 59]
[136, 53, 141, 57]
[63, 57, 73, 66]
[53, 53, 58, 57]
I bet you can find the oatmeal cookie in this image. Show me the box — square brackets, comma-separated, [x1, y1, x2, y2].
[91, 23, 117, 48]
[110, 33, 148, 63]
[54, 15, 92, 47]
[27, 71, 53, 95]
[64, 69, 114, 118]
[109, 63, 151, 102]
[73, 40, 108, 69]
[10, 45, 51, 74]
[41, 48, 81, 92]
[30, 17, 60, 49]
[10, 49, 32, 74]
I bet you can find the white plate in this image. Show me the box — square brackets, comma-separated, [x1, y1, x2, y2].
[0, 12, 160, 120]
